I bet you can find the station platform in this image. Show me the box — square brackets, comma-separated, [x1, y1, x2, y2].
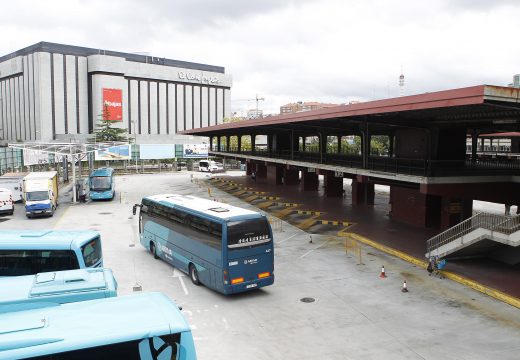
[209, 173, 520, 304]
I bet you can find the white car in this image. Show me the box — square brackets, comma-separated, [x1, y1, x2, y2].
[198, 160, 224, 173]
[0, 188, 14, 215]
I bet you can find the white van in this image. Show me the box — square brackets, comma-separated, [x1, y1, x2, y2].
[198, 160, 224, 173]
[0, 188, 14, 215]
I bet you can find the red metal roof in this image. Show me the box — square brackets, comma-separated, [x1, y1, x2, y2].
[182, 85, 520, 135]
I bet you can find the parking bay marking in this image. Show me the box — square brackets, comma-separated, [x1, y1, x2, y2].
[172, 268, 189, 295]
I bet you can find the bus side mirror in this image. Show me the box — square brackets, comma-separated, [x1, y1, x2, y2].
[133, 204, 142, 215]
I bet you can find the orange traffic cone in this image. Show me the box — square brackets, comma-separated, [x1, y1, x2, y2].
[379, 266, 387, 278]
[401, 280, 409, 293]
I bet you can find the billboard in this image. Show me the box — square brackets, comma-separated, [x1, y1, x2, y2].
[102, 88, 123, 121]
[183, 144, 209, 158]
[95, 145, 131, 160]
[139, 145, 176, 160]
[23, 149, 50, 165]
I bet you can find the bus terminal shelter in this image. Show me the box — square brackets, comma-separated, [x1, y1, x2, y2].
[181, 85, 520, 231]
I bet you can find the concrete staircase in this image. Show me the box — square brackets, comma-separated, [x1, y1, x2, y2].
[426, 213, 520, 263]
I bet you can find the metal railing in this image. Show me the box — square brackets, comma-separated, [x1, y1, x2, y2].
[426, 213, 520, 256]
[210, 148, 520, 177]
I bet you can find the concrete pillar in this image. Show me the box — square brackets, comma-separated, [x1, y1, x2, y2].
[217, 137, 222, 152]
[267, 164, 283, 185]
[237, 136, 242, 153]
[256, 163, 267, 179]
[302, 170, 319, 191]
[319, 133, 326, 163]
[389, 135, 394, 158]
[324, 171, 343, 197]
[471, 131, 478, 163]
[251, 135, 256, 154]
[440, 197, 473, 230]
[210, 137, 214, 151]
[226, 136, 230, 152]
[284, 168, 299, 186]
[337, 136, 342, 154]
[246, 161, 253, 176]
[351, 177, 375, 205]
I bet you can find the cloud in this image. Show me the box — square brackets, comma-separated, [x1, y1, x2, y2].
[1, 0, 520, 115]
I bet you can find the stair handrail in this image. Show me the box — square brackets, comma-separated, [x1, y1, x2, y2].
[426, 212, 511, 256]
[490, 214, 520, 235]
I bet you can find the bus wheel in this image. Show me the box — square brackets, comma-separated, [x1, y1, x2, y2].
[150, 242, 159, 259]
[189, 264, 200, 285]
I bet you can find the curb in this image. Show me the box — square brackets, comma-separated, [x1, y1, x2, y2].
[343, 232, 520, 309]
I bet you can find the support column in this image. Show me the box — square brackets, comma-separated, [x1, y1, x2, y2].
[324, 171, 343, 197]
[352, 177, 372, 205]
[217, 137, 221, 152]
[251, 135, 256, 154]
[389, 135, 394, 158]
[302, 170, 319, 191]
[440, 197, 473, 230]
[210, 137, 214, 152]
[284, 168, 299, 186]
[226, 136, 230, 152]
[319, 133, 326, 163]
[256, 163, 267, 179]
[267, 164, 283, 185]
[337, 136, 342, 154]
[246, 161, 253, 176]
[471, 130, 478, 163]
[237, 136, 242, 153]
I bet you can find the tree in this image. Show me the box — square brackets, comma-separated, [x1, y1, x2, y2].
[90, 105, 129, 142]
[222, 117, 251, 150]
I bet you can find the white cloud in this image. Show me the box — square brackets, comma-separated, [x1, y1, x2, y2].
[1, 0, 519, 115]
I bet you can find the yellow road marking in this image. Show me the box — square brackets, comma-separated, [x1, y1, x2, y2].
[341, 232, 520, 309]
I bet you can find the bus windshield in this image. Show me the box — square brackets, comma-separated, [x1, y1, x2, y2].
[26, 191, 49, 201]
[91, 176, 111, 191]
[227, 218, 271, 249]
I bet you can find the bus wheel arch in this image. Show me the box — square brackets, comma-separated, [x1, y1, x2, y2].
[150, 241, 159, 259]
[189, 263, 200, 285]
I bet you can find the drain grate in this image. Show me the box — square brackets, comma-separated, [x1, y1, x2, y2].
[300, 297, 315, 303]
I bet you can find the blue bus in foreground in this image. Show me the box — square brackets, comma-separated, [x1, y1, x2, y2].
[0, 292, 197, 360]
[89, 167, 115, 200]
[133, 194, 274, 294]
[0, 230, 103, 276]
[0, 268, 117, 307]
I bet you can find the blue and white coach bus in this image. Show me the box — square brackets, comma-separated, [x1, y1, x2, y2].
[89, 167, 115, 200]
[0, 292, 197, 360]
[133, 194, 274, 294]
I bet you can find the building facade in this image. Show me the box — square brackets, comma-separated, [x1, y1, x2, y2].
[280, 101, 339, 115]
[0, 42, 232, 144]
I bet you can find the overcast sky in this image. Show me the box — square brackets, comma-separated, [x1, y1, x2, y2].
[1, 0, 520, 115]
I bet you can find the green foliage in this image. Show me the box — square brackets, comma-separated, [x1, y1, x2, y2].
[90, 105, 129, 142]
[370, 135, 390, 156]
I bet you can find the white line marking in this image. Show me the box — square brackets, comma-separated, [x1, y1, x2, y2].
[179, 276, 188, 295]
[300, 240, 331, 259]
[277, 233, 298, 244]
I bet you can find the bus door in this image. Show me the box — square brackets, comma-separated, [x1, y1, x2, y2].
[225, 218, 273, 289]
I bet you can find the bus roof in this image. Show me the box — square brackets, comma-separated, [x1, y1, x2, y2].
[23, 171, 58, 180]
[145, 194, 261, 220]
[0, 230, 100, 249]
[90, 167, 114, 177]
[0, 292, 190, 358]
[0, 268, 116, 307]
